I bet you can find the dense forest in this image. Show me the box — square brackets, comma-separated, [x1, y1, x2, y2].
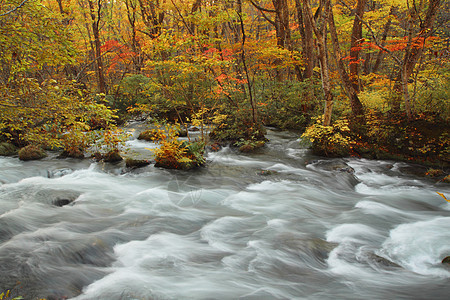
[0, 0, 449, 170]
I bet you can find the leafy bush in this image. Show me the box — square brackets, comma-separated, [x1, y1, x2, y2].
[150, 125, 205, 170]
[302, 117, 351, 156]
[254, 78, 322, 129]
[209, 109, 266, 143]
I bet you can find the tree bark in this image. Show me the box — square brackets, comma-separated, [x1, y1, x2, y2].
[392, 0, 441, 118]
[303, 0, 333, 126]
[295, 0, 315, 79]
[349, 0, 365, 92]
[88, 0, 107, 94]
[328, 3, 365, 119]
[138, 0, 165, 38]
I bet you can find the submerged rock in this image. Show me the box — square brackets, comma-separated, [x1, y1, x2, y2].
[52, 198, 74, 207]
[18, 145, 47, 161]
[258, 170, 279, 176]
[365, 252, 401, 268]
[48, 168, 73, 178]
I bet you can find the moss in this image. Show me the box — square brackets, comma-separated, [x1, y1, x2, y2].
[238, 140, 265, 153]
[59, 148, 84, 159]
[125, 158, 150, 169]
[0, 142, 18, 156]
[103, 150, 123, 163]
[18, 145, 47, 161]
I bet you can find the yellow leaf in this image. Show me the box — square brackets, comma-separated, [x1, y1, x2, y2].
[436, 192, 449, 202]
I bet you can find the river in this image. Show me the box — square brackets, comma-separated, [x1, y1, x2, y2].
[0, 126, 449, 299]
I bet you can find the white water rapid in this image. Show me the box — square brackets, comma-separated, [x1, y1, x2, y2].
[1, 127, 449, 299]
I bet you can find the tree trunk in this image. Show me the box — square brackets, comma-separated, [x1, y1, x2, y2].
[237, 0, 258, 124]
[328, 3, 365, 119]
[88, 0, 107, 94]
[392, 0, 441, 117]
[372, 7, 394, 73]
[125, 0, 142, 72]
[138, 0, 165, 38]
[349, 0, 365, 92]
[295, 0, 315, 79]
[303, 0, 333, 126]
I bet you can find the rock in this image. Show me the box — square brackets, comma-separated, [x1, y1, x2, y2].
[239, 140, 265, 153]
[338, 167, 355, 174]
[176, 129, 188, 137]
[91, 152, 103, 161]
[207, 142, 222, 152]
[258, 170, 278, 176]
[0, 142, 18, 156]
[48, 168, 73, 178]
[442, 175, 450, 183]
[425, 168, 444, 177]
[58, 148, 84, 159]
[18, 145, 47, 161]
[137, 130, 154, 141]
[366, 252, 401, 268]
[52, 198, 74, 207]
[103, 150, 123, 163]
[125, 158, 151, 169]
[442, 256, 450, 264]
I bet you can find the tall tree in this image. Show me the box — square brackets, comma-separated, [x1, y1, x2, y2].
[392, 0, 442, 119]
[87, 0, 107, 94]
[328, 1, 365, 119]
[295, 0, 315, 79]
[303, 0, 334, 126]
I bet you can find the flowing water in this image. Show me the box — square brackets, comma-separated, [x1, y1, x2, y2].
[0, 126, 449, 299]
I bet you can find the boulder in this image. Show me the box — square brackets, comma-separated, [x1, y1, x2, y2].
[58, 148, 84, 159]
[137, 130, 154, 141]
[0, 142, 18, 156]
[176, 129, 188, 137]
[18, 145, 47, 161]
[442, 256, 450, 264]
[103, 150, 123, 163]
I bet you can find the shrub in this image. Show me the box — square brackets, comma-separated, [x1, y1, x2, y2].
[302, 117, 351, 157]
[150, 125, 205, 170]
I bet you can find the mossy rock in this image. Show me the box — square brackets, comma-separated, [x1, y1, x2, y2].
[176, 129, 188, 137]
[239, 140, 265, 153]
[18, 145, 47, 161]
[103, 150, 123, 163]
[59, 148, 84, 159]
[442, 256, 450, 264]
[125, 158, 151, 169]
[425, 168, 444, 177]
[137, 130, 153, 141]
[138, 129, 166, 141]
[0, 142, 18, 156]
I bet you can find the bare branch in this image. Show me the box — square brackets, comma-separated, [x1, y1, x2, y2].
[249, 0, 276, 13]
[0, 0, 29, 17]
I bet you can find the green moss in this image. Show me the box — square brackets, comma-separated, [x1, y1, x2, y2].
[0, 142, 18, 156]
[18, 145, 47, 161]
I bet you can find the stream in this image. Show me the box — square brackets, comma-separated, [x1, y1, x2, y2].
[0, 126, 449, 299]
